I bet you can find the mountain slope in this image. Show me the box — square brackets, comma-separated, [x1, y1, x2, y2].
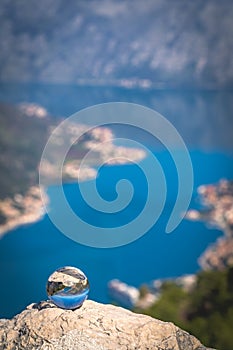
[0, 0, 232, 88]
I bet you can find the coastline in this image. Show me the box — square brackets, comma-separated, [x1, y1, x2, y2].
[108, 179, 233, 308]
[186, 179, 233, 270]
[0, 186, 48, 239]
[0, 102, 146, 238]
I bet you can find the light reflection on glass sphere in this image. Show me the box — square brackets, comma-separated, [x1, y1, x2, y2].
[46, 266, 89, 309]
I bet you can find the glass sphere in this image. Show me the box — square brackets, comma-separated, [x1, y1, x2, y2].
[46, 266, 89, 309]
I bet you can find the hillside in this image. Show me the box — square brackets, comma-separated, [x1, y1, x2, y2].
[0, 103, 50, 200]
[0, 0, 232, 89]
[0, 102, 146, 236]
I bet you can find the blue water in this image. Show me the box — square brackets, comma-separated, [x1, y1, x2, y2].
[0, 83, 233, 150]
[0, 83, 233, 318]
[49, 291, 89, 310]
[0, 150, 232, 318]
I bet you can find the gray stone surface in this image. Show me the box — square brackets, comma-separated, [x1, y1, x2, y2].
[0, 300, 214, 350]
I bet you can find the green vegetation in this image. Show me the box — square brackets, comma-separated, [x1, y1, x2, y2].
[0, 103, 50, 199]
[136, 267, 233, 350]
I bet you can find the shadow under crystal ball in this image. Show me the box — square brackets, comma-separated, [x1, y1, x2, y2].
[46, 266, 89, 309]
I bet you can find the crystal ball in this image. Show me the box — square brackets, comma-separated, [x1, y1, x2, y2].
[46, 266, 89, 309]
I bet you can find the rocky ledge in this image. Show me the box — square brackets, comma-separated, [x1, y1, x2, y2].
[0, 300, 214, 350]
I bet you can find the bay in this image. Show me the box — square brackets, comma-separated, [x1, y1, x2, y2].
[0, 83, 232, 318]
[0, 150, 232, 318]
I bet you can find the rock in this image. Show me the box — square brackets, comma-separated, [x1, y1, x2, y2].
[0, 300, 214, 350]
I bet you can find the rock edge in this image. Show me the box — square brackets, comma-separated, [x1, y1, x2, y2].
[0, 300, 215, 350]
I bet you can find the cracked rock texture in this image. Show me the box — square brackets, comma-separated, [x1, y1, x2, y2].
[0, 300, 214, 350]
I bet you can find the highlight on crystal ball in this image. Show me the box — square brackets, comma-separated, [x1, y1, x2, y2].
[46, 266, 89, 309]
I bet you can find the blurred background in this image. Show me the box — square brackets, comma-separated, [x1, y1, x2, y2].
[0, 1, 233, 349]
